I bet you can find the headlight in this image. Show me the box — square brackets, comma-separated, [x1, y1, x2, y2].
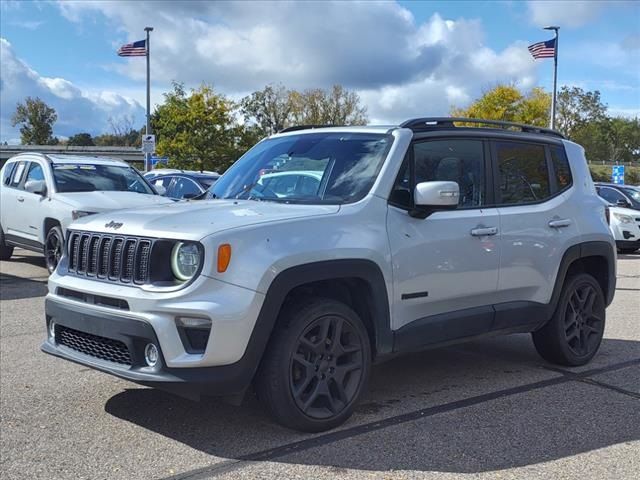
[613, 212, 633, 224]
[71, 210, 97, 220]
[171, 242, 202, 281]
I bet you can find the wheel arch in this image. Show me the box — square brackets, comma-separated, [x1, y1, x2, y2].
[42, 217, 62, 242]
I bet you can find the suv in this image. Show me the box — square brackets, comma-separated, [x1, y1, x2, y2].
[41, 118, 616, 432]
[0, 154, 172, 272]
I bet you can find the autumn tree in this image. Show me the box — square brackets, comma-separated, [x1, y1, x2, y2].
[11, 97, 58, 145]
[555, 86, 607, 138]
[240, 84, 293, 136]
[451, 84, 550, 126]
[152, 82, 244, 172]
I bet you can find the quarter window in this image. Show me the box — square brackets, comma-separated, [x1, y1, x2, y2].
[496, 141, 550, 205]
[9, 161, 27, 188]
[550, 145, 572, 191]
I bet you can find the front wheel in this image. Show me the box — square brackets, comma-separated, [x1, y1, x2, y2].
[0, 226, 14, 261]
[44, 226, 64, 274]
[256, 298, 371, 432]
[532, 273, 606, 366]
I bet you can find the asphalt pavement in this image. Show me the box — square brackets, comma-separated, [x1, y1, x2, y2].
[1, 249, 638, 480]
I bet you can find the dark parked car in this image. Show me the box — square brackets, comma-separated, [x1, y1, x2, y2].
[595, 183, 640, 211]
[145, 171, 220, 200]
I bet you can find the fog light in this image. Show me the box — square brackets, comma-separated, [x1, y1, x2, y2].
[144, 343, 159, 367]
[48, 320, 56, 339]
[176, 316, 212, 329]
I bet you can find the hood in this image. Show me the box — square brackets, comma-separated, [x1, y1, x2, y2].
[608, 204, 640, 217]
[56, 191, 173, 211]
[69, 199, 340, 240]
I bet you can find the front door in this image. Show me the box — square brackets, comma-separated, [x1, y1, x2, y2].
[387, 138, 500, 343]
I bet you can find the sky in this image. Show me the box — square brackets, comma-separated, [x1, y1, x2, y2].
[0, 0, 639, 143]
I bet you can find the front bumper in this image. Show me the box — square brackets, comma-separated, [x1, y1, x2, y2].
[41, 299, 256, 400]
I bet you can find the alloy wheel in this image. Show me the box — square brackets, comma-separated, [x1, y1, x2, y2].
[289, 315, 365, 419]
[45, 231, 62, 272]
[564, 283, 604, 357]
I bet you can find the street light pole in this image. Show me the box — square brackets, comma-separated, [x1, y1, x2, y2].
[144, 26, 153, 171]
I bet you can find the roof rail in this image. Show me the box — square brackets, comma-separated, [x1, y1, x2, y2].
[279, 124, 337, 133]
[399, 117, 565, 139]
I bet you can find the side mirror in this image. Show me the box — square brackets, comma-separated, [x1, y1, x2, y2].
[24, 180, 47, 196]
[154, 185, 167, 196]
[616, 199, 630, 208]
[410, 181, 459, 219]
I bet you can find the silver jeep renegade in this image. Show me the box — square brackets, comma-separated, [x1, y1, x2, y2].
[42, 118, 616, 432]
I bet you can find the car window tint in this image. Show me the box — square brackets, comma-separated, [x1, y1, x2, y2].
[2, 162, 17, 185]
[171, 177, 201, 199]
[153, 177, 173, 189]
[409, 139, 485, 208]
[496, 141, 550, 205]
[550, 145, 572, 191]
[598, 187, 624, 204]
[297, 175, 320, 196]
[10, 161, 27, 188]
[25, 162, 45, 183]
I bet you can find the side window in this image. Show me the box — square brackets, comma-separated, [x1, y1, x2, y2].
[391, 139, 486, 209]
[171, 177, 201, 199]
[296, 175, 320, 196]
[25, 162, 45, 183]
[496, 141, 550, 205]
[598, 187, 624, 204]
[9, 161, 27, 188]
[2, 162, 17, 186]
[550, 145, 572, 191]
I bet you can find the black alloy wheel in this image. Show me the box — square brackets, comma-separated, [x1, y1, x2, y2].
[290, 314, 365, 419]
[45, 226, 64, 274]
[563, 282, 605, 357]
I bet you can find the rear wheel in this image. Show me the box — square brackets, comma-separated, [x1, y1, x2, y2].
[44, 226, 64, 273]
[532, 273, 605, 366]
[0, 226, 14, 261]
[256, 298, 371, 432]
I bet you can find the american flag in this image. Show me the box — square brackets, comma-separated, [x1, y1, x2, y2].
[528, 38, 556, 59]
[117, 39, 147, 57]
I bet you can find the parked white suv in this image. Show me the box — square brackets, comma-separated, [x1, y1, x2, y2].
[0, 154, 172, 272]
[41, 119, 616, 432]
[600, 198, 640, 254]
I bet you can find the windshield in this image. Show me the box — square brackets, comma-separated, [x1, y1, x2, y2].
[621, 187, 640, 203]
[206, 132, 392, 204]
[52, 164, 155, 194]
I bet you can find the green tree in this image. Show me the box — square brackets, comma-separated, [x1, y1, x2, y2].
[94, 116, 141, 147]
[290, 85, 368, 126]
[451, 84, 550, 126]
[152, 82, 243, 172]
[556, 86, 607, 139]
[240, 84, 293, 136]
[11, 97, 58, 145]
[67, 132, 95, 146]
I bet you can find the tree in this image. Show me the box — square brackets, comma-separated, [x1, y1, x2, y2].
[240, 84, 368, 135]
[451, 84, 550, 126]
[152, 82, 244, 172]
[11, 97, 58, 145]
[290, 85, 368, 126]
[67, 132, 95, 146]
[94, 115, 141, 147]
[240, 84, 293, 136]
[556, 86, 607, 138]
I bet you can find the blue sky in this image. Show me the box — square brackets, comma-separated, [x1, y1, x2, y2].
[1, 0, 638, 143]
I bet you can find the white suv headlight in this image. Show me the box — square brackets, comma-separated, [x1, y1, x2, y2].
[71, 210, 97, 220]
[613, 212, 633, 224]
[171, 242, 202, 281]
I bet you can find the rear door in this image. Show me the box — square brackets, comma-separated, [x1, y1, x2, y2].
[2, 160, 29, 239]
[493, 140, 579, 327]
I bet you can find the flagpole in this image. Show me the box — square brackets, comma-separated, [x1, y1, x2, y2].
[144, 26, 153, 172]
[545, 26, 560, 130]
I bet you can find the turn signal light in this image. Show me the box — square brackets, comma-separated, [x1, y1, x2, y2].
[217, 244, 232, 273]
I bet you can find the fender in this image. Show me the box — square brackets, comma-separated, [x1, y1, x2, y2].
[232, 259, 393, 390]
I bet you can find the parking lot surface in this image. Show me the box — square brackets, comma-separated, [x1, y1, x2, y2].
[1, 250, 638, 480]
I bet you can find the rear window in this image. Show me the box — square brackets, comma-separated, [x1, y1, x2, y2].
[496, 141, 550, 205]
[2, 162, 17, 186]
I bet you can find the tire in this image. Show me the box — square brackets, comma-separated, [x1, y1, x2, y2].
[44, 225, 64, 274]
[532, 273, 606, 366]
[618, 248, 638, 254]
[0, 226, 14, 261]
[255, 298, 372, 432]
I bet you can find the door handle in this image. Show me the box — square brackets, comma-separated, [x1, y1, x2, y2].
[470, 226, 498, 237]
[548, 219, 572, 229]
[17, 196, 24, 202]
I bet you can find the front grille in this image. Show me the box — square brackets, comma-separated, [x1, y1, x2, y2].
[56, 287, 129, 310]
[57, 325, 131, 366]
[68, 231, 153, 285]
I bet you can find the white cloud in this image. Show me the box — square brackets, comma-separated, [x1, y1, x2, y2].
[54, 2, 538, 124]
[527, 1, 607, 28]
[8, 20, 45, 30]
[0, 38, 145, 142]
